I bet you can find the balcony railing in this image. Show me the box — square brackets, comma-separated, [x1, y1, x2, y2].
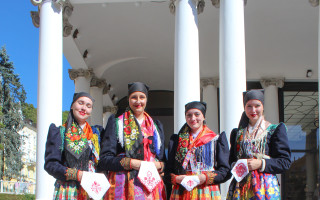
[0, 180, 35, 194]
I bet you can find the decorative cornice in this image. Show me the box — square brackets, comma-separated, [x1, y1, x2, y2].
[211, 0, 247, 8]
[103, 106, 118, 114]
[54, 0, 66, 6]
[309, 0, 319, 7]
[169, 0, 205, 15]
[68, 68, 93, 80]
[63, 1, 73, 37]
[30, 11, 40, 28]
[260, 78, 285, 89]
[197, 0, 205, 14]
[211, 0, 219, 8]
[169, 0, 175, 14]
[103, 85, 111, 95]
[201, 77, 219, 88]
[90, 76, 106, 88]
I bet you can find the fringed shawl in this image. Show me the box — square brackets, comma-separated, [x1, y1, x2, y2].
[174, 124, 219, 175]
[236, 118, 278, 159]
[116, 110, 162, 159]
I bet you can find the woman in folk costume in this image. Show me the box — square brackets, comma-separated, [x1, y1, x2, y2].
[98, 82, 166, 199]
[44, 92, 103, 199]
[227, 90, 291, 200]
[165, 101, 230, 200]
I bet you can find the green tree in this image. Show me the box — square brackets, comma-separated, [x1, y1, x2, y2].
[0, 46, 26, 180]
[62, 110, 69, 124]
[22, 103, 37, 124]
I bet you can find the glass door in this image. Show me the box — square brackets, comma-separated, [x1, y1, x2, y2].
[283, 91, 319, 200]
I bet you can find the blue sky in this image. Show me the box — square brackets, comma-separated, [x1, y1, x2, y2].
[0, 1, 74, 111]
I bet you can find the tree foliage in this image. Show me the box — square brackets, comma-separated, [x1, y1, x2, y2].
[62, 110, 69, 124]
[0, 46, 26, 180]
[22, 103, 37, 124]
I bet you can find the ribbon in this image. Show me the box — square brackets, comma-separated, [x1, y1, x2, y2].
[143, 137, 153, 161]
[182, 148, 196, 170]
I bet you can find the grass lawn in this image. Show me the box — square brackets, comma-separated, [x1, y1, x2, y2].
[0, 193, 35, 200]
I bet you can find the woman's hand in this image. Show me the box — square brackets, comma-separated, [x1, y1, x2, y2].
[247, 158, 262, 171]
[153, 161, 164, 172]
[175, 175, 186, 184]
[171, 173, 186, 184]
[77, 170, 83, 182]
[130, 159, 142, 170]
[198, 174, 206, 185]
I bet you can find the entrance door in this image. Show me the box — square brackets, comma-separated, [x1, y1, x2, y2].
[283, 90, 319, 200]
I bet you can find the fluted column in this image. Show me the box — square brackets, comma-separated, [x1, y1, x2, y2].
[90, 76, 106, 126]
[68, 68, 93, 93]
[171, 0, 202, 133]
[201, 78, 219, 133]
[260, 78, 284, 124]
[219, 0, 247, 198]
[31, 0, 63, 199]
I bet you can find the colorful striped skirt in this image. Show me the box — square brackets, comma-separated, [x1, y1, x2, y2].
[227, 171, 280, 200]
[53, 180, 90, 200]
[104, 171, 166, 200]
[170, 184, 221, 200]
[170, 171, 221, 200]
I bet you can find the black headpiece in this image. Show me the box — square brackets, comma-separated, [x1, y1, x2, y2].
[72, 92, 95, 105]
[239, 89, 264, 128]
[128, 82, 149, 97]
[243, 89, 264, 107]
[185, 101, 207, 117]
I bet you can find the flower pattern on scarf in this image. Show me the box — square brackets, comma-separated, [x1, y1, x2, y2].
[175, 125, 190, 163]
[123, 110, 140, 151]
[64, 122, 88, 155]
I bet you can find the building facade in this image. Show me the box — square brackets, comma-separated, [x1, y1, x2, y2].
[30, 0, 320, 199]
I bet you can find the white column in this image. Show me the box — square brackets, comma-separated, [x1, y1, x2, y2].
[102, 86, 115, 127]
[260, 78, 284, 124]
[68, 68, 93, 93]
[90, 76, 106, 126]
[201, 78, 219, 133]
[35, 1, 63, 199]
[219, 0, 247, 198]
[260, 78, 284, 195]
[173, 0, 201, 133]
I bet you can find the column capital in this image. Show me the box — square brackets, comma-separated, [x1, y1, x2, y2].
[169, 0, 205, 15]
[260, 78, 285, 89]
[309, 0, 319, 7]
[30, 0, 73, 36]
[68, 68, 94, 80]
[90, 76, 107, 89]
[31, 0, 66, 7]
[103, 106, 118, 114]
[63, 1, 73, 37]
[201, 77, 219, 88]
[211, 0, 247, 8]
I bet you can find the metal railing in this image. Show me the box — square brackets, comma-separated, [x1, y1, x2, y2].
[0, 180, 35, 194]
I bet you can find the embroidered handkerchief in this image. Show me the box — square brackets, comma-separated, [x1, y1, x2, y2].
[138, 161, 161, 193]
[181, 176, 200, 191]
[231, 159, 249, 182]
[80, 172, 110, 200]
